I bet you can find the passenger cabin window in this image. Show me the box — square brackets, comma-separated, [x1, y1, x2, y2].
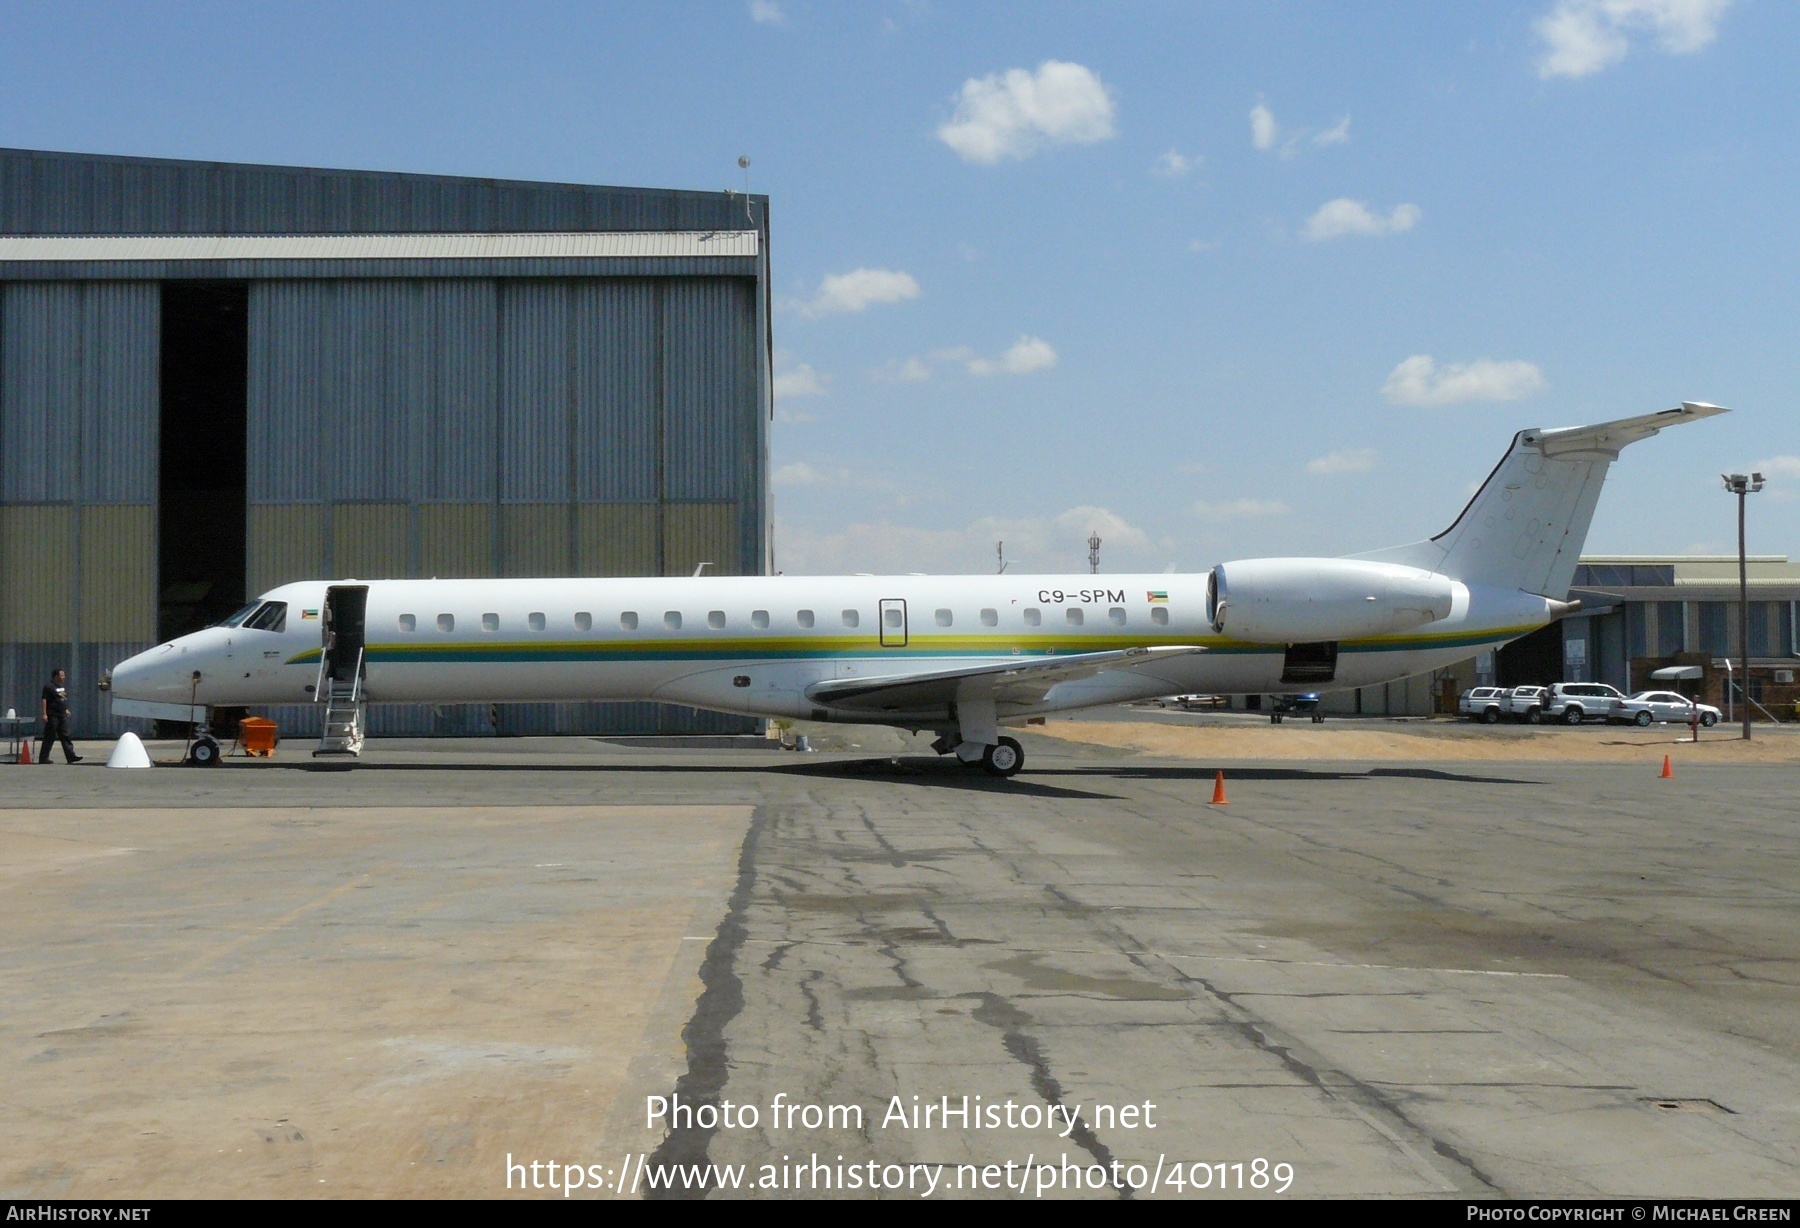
[245, 602, 288, 633]
[797, 609, 815, 628]
[1023, 608, 1041, 627]
[884, 608, 903, 629]
[528, 612, 546, 631]
[842, 609, 860, 628]
[980, 608, 998, 627]
[481, 613, 499, 632]
[1066, 608, 1084, 626]
[665, 611, 682, 631]
[751, 610, 769, 629]
[1108, 607, 1127, 626]
[437, 614, 455, 632]
[575, 612, 593, 631]
[708, 610, 726, 630]
[935, 609, 953, 627]
[620, 612, 638, 631]
[398, 614, 416, 632]
[1151, 607, 1169, 626]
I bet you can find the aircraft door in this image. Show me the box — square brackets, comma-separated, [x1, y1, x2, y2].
[322, 585, 370, 684]
[879, 598, 908, 648]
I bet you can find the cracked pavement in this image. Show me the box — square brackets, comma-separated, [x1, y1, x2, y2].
[2, 733, 1797, 1197]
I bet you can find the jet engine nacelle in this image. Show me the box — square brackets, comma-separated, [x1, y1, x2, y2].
[1207, 558, 1456, 644]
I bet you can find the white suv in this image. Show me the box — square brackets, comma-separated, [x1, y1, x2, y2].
[1458, 687, 1510, 723]
[1540, 682, 1628, 725]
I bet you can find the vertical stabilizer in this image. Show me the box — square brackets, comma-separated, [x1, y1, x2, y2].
[1352, 402, 1728, 595]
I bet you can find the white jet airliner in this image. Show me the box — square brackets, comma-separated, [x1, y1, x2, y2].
[107, 403, 1725, 775]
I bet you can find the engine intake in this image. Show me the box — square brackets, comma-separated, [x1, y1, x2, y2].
[1207, 558, 1456, 644]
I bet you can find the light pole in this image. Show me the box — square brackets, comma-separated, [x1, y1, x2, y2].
[1721, 471, 1765, 741]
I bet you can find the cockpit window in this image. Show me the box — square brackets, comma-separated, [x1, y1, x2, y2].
[245, 602, 288, 633]
[219, 601, 262, 628]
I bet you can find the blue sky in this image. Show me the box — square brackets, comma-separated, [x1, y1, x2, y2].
[3, 1, 1794, 573]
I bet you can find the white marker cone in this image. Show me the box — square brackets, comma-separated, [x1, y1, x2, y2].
[106, 732, 153, 769]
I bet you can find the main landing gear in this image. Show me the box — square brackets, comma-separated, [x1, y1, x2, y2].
[981, 736, 1025, 778]
[932, 733, 1027, 778]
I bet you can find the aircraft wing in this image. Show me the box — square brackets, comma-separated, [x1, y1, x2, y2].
[803, 645, 1203, 716]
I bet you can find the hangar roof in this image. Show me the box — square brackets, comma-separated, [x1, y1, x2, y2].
[0, 147, 766, 237]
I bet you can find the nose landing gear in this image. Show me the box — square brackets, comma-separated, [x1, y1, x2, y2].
[186, 734, 222, 766]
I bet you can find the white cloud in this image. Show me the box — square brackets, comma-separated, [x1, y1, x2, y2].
[1192, 498, 1290, 520]
[875, 337, 1058, 382]
[792, 268, 920, 318]
[1752, 455, 1800, 481]
[1305, 447, 1378, 475]
[967, 335, 1057, 376]
[1251, 101, 1350, 156]
[1314, 115, 1352, 146]
[749, 0, 784, 24]
[1186, 238, 1220, 254]
[937, 60, 1116, 164]
[1302, 198, 1421, 241]
[773, 462, 825, 487]
[775, 505, 1156, 574]
[869, 356, 932, 383]
[1153, 149, 1198, 177]
[1535, 0, 1731, 79]
[1250, 102, 1278, 151]
[772, 362, 829, 401]
[1381, 355, 1546, 407]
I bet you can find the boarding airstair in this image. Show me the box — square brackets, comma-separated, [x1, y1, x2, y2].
[315, 649, 365, 758]
[313, 584, 370, 759]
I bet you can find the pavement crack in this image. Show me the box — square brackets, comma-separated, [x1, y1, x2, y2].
[966, 991, 1129, 1200]
[645, 804, 771, 1200]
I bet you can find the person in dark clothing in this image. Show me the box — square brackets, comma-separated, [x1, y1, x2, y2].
[39, 669, 82, 764]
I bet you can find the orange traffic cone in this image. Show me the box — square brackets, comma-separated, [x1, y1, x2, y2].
[18, 739, 31, 764]
[1660, 755, 1673, 779]
[1209, 770, 1228, 805]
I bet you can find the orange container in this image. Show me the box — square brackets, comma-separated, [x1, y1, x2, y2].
[238, 717, 279, 758]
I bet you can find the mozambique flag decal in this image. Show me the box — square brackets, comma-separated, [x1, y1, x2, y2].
[1146, 591, 1169, 603]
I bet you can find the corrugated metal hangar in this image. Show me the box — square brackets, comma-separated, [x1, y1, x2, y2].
[0, 147, 772, 738]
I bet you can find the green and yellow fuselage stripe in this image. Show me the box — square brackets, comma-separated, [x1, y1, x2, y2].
[283, 623, 1538, 668]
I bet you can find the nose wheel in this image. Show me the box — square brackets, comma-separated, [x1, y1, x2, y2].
[982, 737, 1024, 778]
[187, 734, 222, 767]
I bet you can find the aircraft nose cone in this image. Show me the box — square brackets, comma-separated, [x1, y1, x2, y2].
[109, 643, 185, 702]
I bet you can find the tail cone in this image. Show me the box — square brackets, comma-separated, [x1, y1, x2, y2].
[1210, 770, 1228, 805]
[1660, 755, 1673, 779]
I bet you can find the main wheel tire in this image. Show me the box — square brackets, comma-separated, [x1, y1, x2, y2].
[1270, 713, 1282, 724]
[1481, 708, 1500, 724]
[1562, 707, 1584, 725]
[982, 736, 1024, 778]
[189, 736, 222, 767]
[1635, 710, 1653, 726]
[1701, 712, 1719, 727]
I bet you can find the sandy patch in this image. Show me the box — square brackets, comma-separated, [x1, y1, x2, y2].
[1036, 719, 1800, 764]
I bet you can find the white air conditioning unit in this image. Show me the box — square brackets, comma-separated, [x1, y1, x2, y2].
[1776, 669, 1796, 684]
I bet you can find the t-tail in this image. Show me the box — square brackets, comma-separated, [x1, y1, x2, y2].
[1351, 402, 1729, 595]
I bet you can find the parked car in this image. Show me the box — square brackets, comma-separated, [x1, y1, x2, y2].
[1539, 682, 1629, 724]
[1615, 691, 1721, 727]
[1458, 686, 1510, 724]
[1506, 685, 1549, 723]
[1269, 693, 1323, 724]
